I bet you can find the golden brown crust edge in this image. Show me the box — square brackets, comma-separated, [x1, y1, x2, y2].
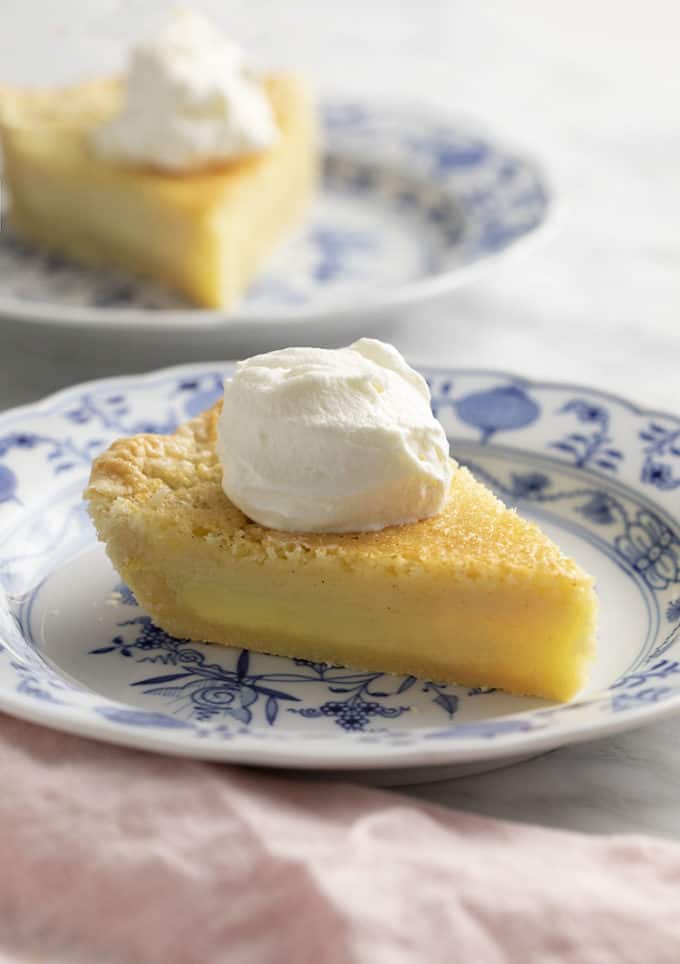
[86, 401, 595, 584]
[0, 73, 308, 140]
[0, 77, 123, 129]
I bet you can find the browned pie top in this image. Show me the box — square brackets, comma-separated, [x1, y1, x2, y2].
[86, 402, 589, 582]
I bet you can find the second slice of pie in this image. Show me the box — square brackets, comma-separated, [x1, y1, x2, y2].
[0, 73, 316, 310]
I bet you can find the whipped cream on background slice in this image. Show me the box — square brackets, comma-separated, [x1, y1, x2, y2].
[93, 9, 278, 171]
[217, 339, 454, 533]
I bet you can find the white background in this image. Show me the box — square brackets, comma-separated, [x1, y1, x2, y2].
[1, 0, 680, 833]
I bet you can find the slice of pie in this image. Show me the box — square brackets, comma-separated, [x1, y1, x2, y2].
[85, 403, 597, 701]
[0, 74, 316, 309]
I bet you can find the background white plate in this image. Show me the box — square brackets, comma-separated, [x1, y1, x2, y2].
[1, 364, 679, 780]
[0, 99, 550, 335]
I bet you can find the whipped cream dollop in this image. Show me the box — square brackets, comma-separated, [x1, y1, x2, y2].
[216, 339, 454, 533]
[92, 9, 278, 171]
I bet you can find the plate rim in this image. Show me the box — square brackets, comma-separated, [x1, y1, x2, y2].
[4, 680, 680, 770]
[1, 360, 677, 429]
[0, 96, 555, 330]
[0, 362, 678, 770]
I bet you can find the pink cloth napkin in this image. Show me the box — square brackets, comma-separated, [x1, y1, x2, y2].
[2, 715, 680, 964]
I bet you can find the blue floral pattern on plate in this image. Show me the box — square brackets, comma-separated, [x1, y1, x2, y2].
[90, 608, 467, 733]
[0, 365, 679, 772]
[0, 100, 550, 324]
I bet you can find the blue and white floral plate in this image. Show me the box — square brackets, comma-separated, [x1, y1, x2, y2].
[1, 364, 679, 780]
[0, 99, 550, 333]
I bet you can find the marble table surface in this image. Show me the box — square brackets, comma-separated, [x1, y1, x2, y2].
[1, 0, 679, 838]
